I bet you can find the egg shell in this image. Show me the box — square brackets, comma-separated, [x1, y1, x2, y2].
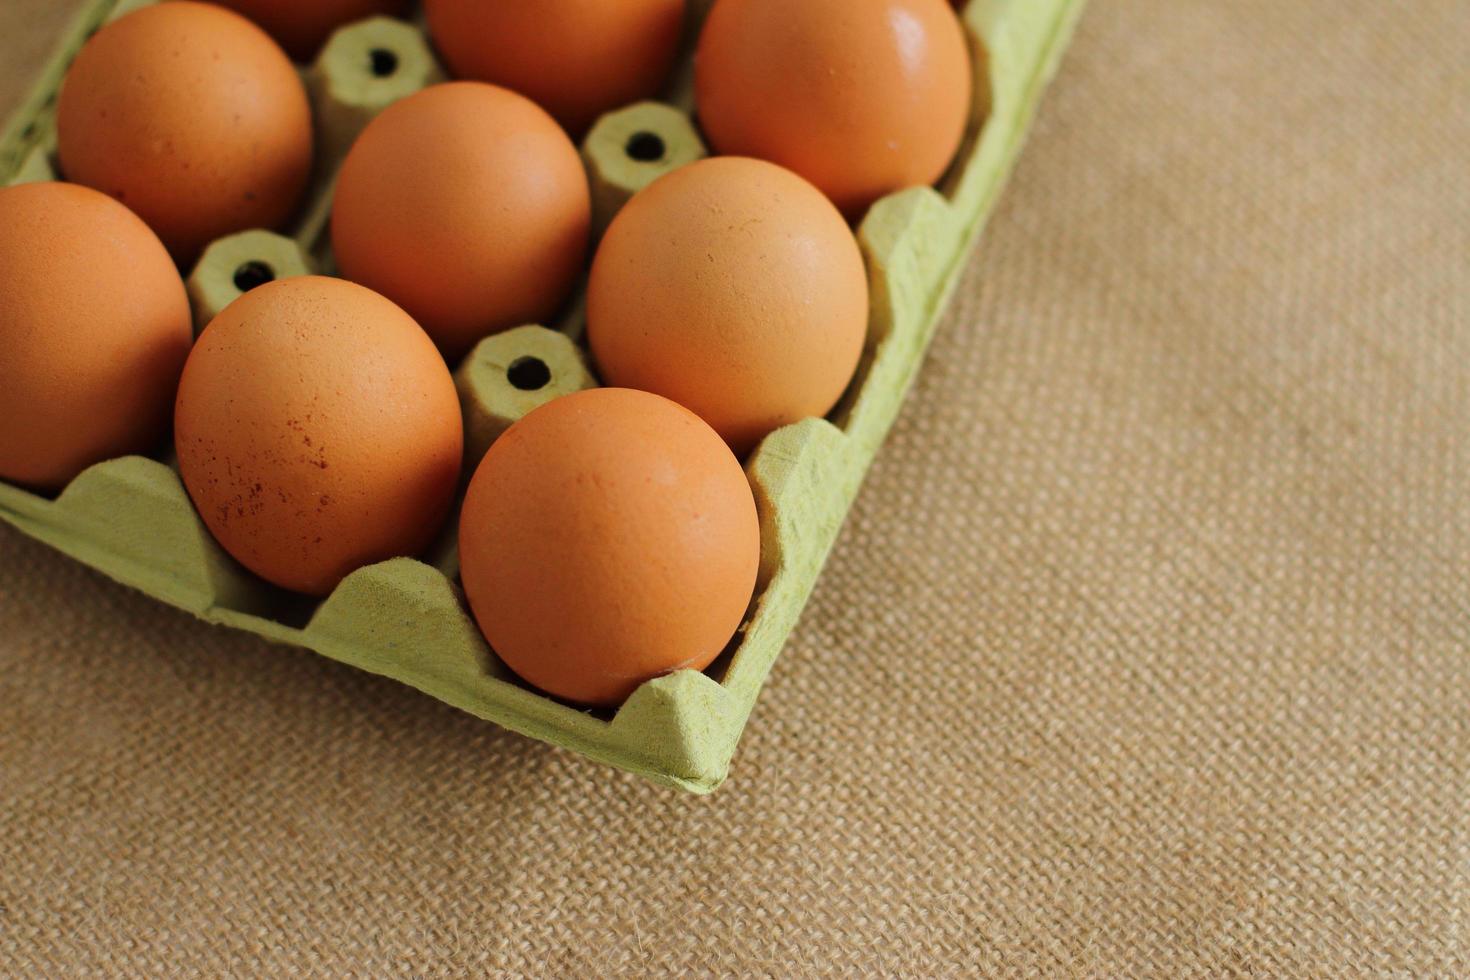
[213, 0, 412, 61]
[587, 156, 870, 455]
[695, 0, 972, 218]
[424, 0, 686, 136]
[174, 276, 463, 596]
[0, 182, 193, 491]
[331, 82, 591, 362]
[56, 1, 314, 263]
[459, 388, 760, 707]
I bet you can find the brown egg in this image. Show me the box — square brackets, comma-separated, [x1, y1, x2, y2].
[587, 156, 869, 455]
[696, 0, 973, 218]
[0, 183, 192, 491]
[57, 1, 314, 263]
[459, 388, 759, 706]
[214, 0, 411, 61]
[175, 276, 463, 596]
[332, 82, 591, 362]
[424, 0, 686, 136]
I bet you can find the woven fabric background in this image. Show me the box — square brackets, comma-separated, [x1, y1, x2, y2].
[3, 0, 1468, 974]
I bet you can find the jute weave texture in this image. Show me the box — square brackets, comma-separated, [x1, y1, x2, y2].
[2, 0, 1467, 974]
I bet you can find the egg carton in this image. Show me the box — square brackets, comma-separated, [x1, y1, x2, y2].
[0, 0, 1085, 792]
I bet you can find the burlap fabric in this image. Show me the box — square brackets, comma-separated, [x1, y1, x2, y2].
[3, 0, 1467, 974]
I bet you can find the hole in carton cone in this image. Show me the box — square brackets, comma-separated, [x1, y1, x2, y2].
[625, 131, 665, 163]
[232, 261, 275, 293]
[369, 48, 399, 78]
[507, 356, 551, 392]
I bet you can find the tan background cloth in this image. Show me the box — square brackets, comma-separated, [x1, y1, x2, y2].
[3, 0, 1467, 974]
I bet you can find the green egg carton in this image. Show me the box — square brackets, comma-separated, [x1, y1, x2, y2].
[0, 0, 1085, 792]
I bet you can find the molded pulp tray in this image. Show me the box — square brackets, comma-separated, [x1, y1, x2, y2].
[0, 0, 1085, 792]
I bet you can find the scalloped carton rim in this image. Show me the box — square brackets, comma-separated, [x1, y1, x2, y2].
[0, 0, 1085, 792]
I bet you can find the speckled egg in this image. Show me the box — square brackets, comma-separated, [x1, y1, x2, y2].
[174, 276, 463, 596]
